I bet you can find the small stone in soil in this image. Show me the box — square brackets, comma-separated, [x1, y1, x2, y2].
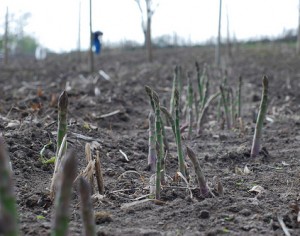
[95, 211, 113, 224]
[199, 210, 210, 219]
[240, 208, 251, 216]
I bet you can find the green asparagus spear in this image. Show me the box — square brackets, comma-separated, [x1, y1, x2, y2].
[0, 136, 19, 236]
[152, 92, 164, 199]
[251, 76, 269, 158]
[51, 150, 77, 236]
[56, 91, 68, 159]
[79, 177, 96, 236]
[174, 89, 186, 177]
[148, 112, 157, 173]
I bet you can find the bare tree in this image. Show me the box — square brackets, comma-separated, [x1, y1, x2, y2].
[78, 0, 82, 62]
[226, 7, 232, 59]
[297, 0, 300, 54]
[4, 7, 9, 65]
[89, 0, 94, 72]
[135, 0, 159, 62]
[215, 0, 222, 66]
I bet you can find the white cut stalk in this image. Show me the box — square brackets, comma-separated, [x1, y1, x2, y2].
[119, 149, 129, 161]
[177, 171, 193, 199]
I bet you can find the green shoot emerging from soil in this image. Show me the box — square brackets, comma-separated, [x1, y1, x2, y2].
[51, 150, 77, 236]
[187, 73, 194, 139]
[174, 89, 186, 178]
[238, 76, 242, 118]
[220, 85, 231, 129]
[0, 136, 19, 236]
[251, 76, 269, 158]
[148, 112, 157, 173]
[79, 177, 96, 236]
[186, 147, 209, 197]
[152, 91, 164, 199]
[56, 91, 68, 159]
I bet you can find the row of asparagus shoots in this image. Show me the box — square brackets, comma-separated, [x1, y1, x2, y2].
[218, 75, 243, 130]
[170, 62, 221, 137]
[146, 85, 211, 199]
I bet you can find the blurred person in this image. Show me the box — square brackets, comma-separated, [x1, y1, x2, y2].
[93, 31, 103, 55]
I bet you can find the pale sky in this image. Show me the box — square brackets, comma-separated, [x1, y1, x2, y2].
[0, 0, 298, 52]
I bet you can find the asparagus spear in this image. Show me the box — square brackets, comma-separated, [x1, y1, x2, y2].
[251, 76, 269, 158]
[195, 61, 203, 105]
[56, 91, 68, 158]
[170, 66, 179, 116]
[187, 74, 194, 139]
[174, 89, 186, 177]
[148, 112, 157, 173]
[0, 136, 19, 236]
[238, 76, 242, 118]
[152, 92, 164, 199]
[160, 106, 176, 137]
[51, 150, 77, 236]
[79, 177, 96, 236]
[220, 85, 231, 130]
[186, 147, 209, 197]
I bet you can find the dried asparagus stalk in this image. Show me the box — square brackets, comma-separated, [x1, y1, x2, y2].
[238, 76, 242, 118]
[148, 112, 157, 173]
[94, 151, 105, 194]
[56, 91, 68, 158]
[0, 136, 19, 236]
[251, 76, 269, 158]
[186, 147, 209, 197]
[152, 91, 164, 199]
[174, 89, 186, 177]
[220, 85, 231, 129]
[51, 150, 77, 236]
[197, 92, 220, 134]
[79, 177, 96, 236]
[85, 143, 94, 193]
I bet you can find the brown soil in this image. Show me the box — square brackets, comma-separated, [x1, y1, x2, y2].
[1, 45, 300, 236]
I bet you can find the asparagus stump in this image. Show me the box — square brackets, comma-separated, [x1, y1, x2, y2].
[94, 151, 105, 194]
[79, 177, 96, 236]
[0, 136, 19, 236]
[251, 76, 269, 158]
[51, 150, 77, 236]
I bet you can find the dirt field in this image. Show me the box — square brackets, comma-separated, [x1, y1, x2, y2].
[1, 44, 300, 235]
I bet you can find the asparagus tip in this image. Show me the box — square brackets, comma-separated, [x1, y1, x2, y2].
[58, 90, 68, 109]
